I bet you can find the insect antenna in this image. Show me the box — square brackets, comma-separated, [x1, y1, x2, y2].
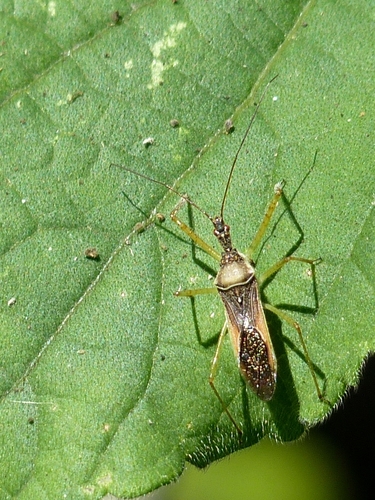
[220, 75, 278, 219]
[112, 76, 277, 225]
[111, 164, 214, 222]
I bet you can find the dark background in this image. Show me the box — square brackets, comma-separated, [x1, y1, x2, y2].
[313, 354, 375, 500]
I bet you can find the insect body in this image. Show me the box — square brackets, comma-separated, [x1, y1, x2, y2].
[115, 78, 324, 435]
[213, 215, 277, 401]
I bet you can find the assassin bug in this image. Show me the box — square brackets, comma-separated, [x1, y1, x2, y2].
[114, 77, 324, 435]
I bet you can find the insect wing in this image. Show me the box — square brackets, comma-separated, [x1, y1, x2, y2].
[218, 277, 277, 400]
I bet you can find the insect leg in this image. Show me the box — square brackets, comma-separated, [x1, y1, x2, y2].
[246, 181, 284, 260]
[209, 320, 243, 436]
[170, 197, 221, 262]
[263, 303, 329, 405]
[258, 256, 321, 285]
[174, 287, 216, 298]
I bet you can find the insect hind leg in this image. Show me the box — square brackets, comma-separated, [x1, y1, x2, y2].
[264, 303, 331, 406]
[209, 321, 243, 436]
[175, 288, 243, 436]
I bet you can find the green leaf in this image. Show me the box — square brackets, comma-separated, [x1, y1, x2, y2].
[1, 0, 374, 498]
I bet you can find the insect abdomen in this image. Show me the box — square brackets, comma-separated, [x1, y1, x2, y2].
[239, 325, 276, 400]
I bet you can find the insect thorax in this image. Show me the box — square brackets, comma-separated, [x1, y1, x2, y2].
[214, 250, 255, 290]
[212, 216, 255, 290]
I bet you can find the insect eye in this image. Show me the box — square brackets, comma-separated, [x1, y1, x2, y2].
[213, 217, 227, 233]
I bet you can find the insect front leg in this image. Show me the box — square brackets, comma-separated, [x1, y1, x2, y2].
[246, 181, 284, 260]
[170, 197, 221, 297]
[170, 197, 222, 262]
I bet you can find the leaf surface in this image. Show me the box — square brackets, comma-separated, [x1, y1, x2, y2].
[0, 0, 374, 498]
